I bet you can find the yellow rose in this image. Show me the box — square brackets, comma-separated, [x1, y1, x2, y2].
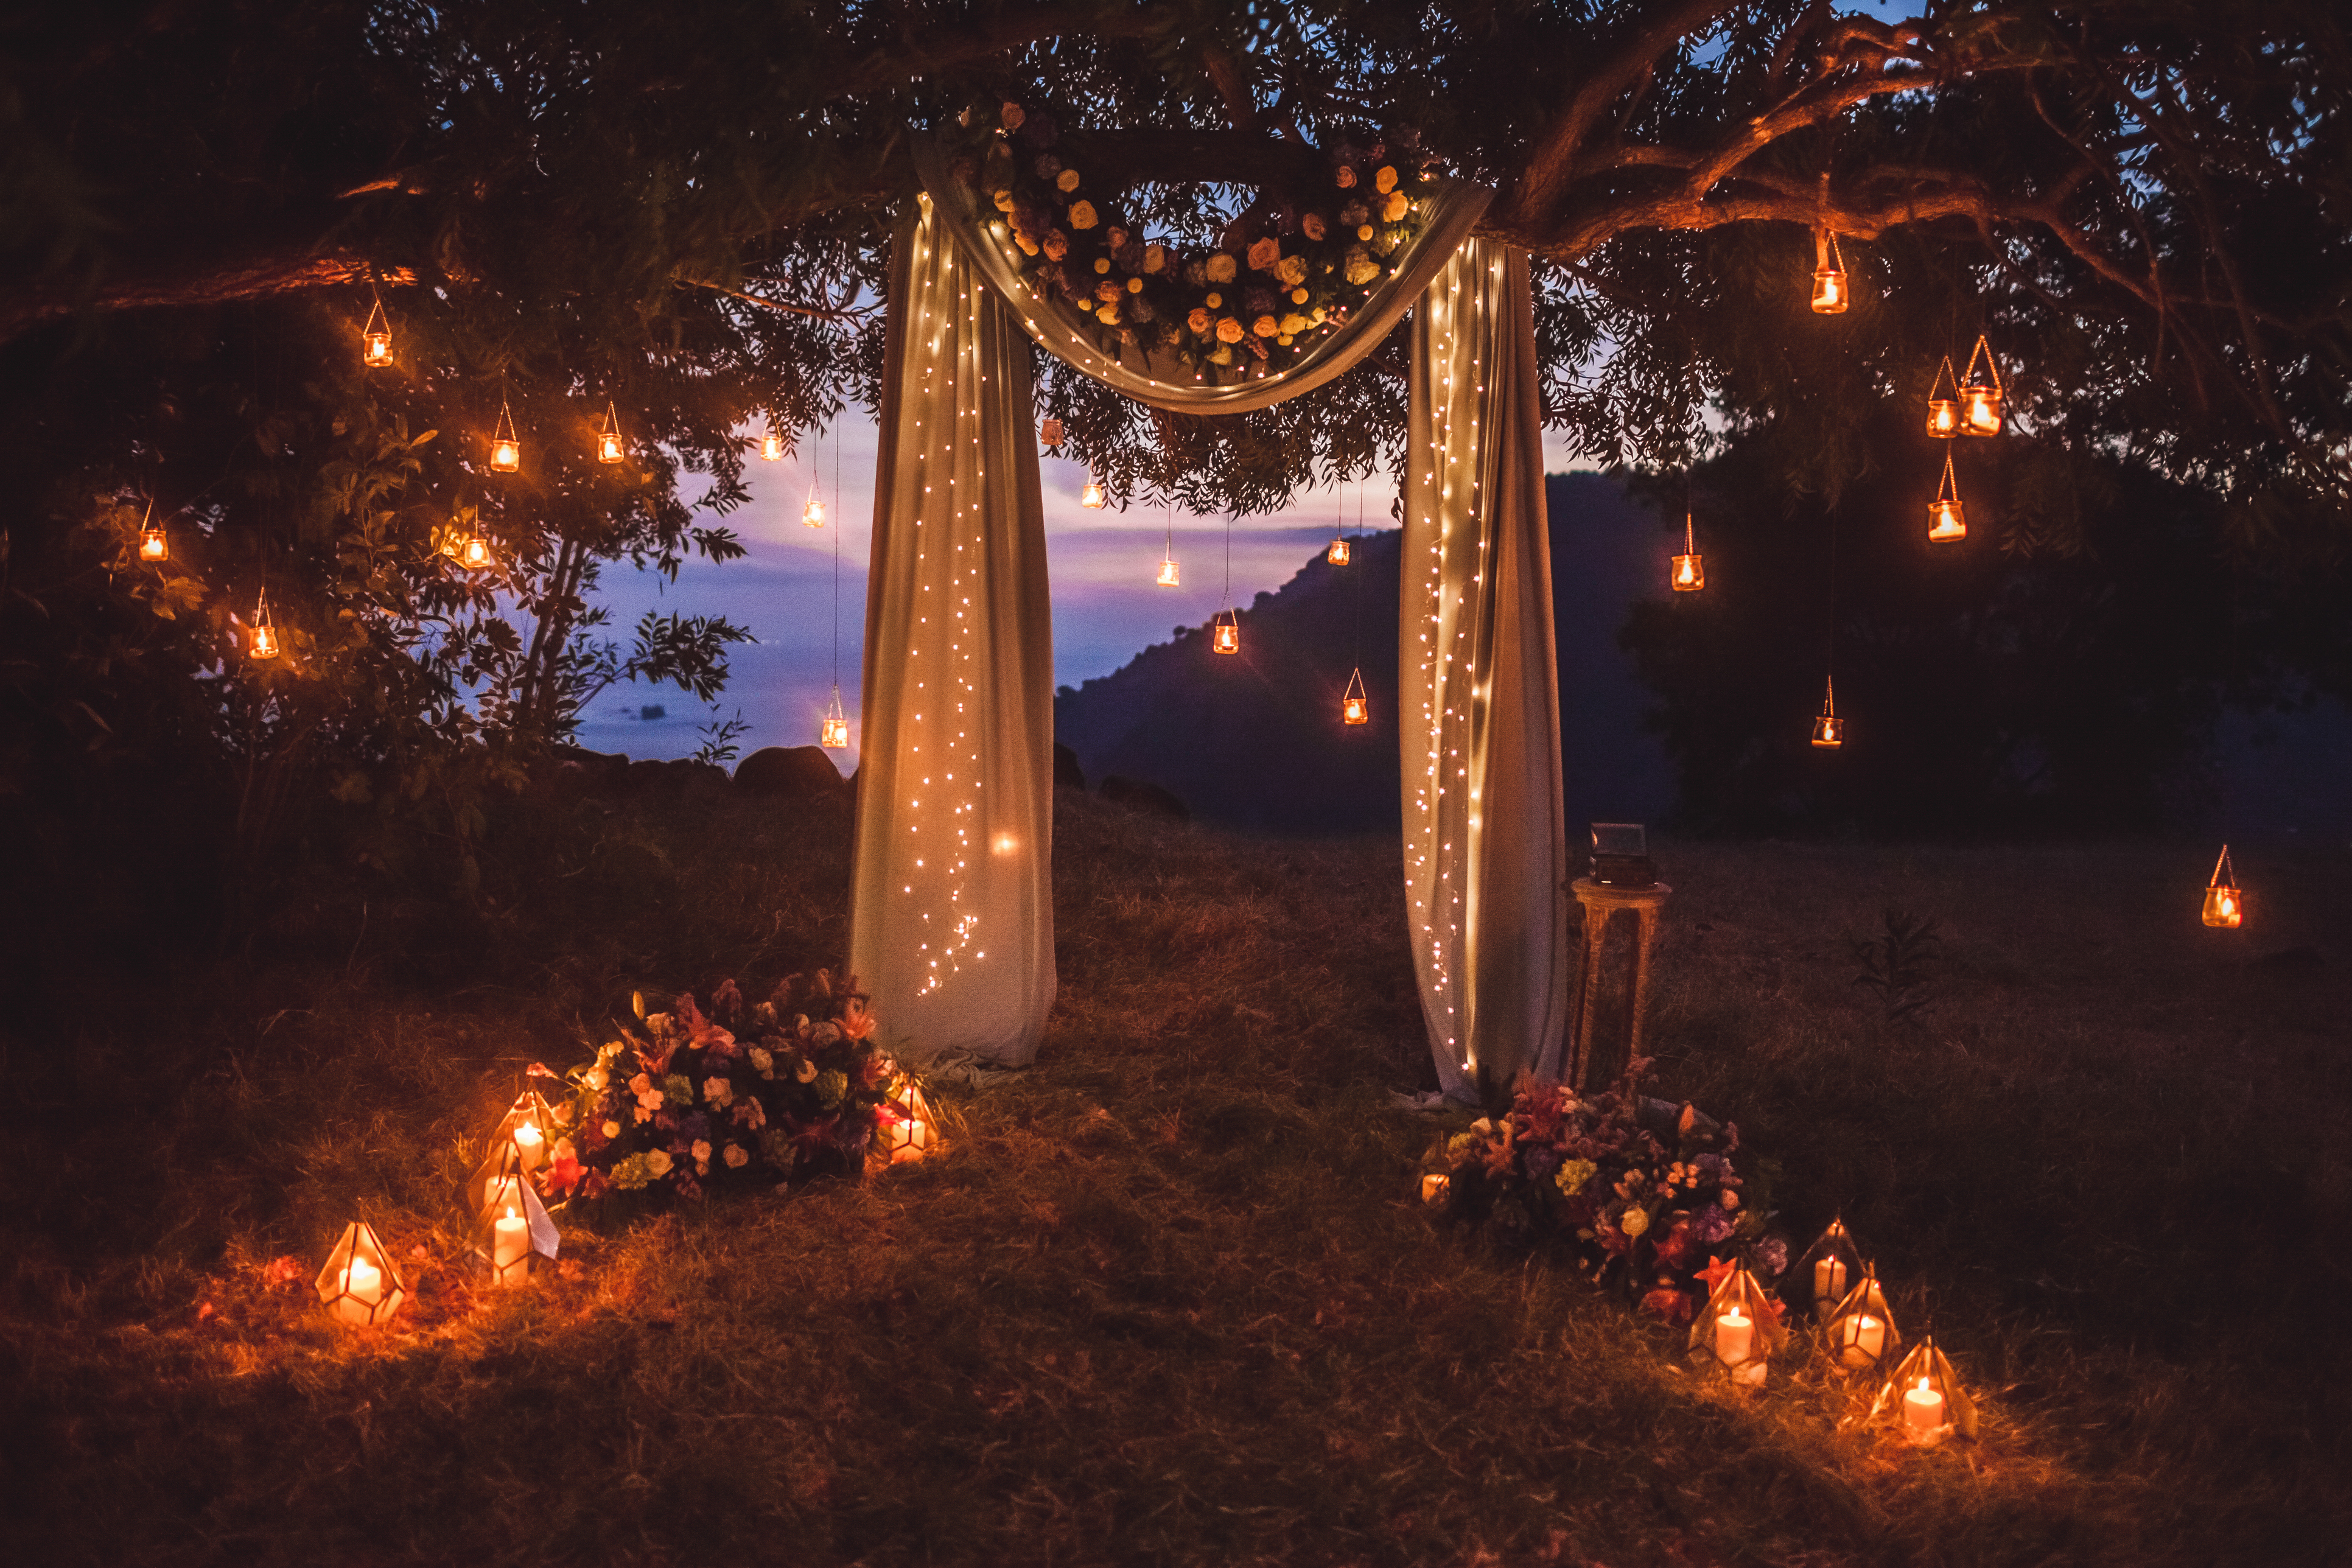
[1204, 292, 1222, 309]
[1207, 343, 1233, 365]
[1619, 1205, 1650, 1237]
[992, 189, 1013, 211]
[645, 1149, 673, 1178]
[1251, 314, 1279, 337]
[1094, 257, 1111, 274]
[1276, 334, 1292, 346]
[1247, 236, 1281, 272]
[1125, 276, 1143, 293]
[1375, 164, 1398, 192]
[1383, 190, 1410, 223]
[1095, 303, 1120, 324]
[1290, 287, 1309, 304]
[1278, 313, 1309, 335]
[1056, 167, 1081, 192]
[1357, 224, 1374, 242]
[1275, 255, 1307, 286]
[1215, 317, 1245, 343]
[1187, 307, 1212, 335]
[1205, 253, 1238, 284]
[1344, 252, 1381, 285]
[1067, 201, 1097, 229]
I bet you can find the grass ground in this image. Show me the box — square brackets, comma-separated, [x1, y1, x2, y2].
[3, 788, 2347, 1567]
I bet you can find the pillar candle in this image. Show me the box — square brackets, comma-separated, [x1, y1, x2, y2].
[492, 1209, 528, 1285]
[1838, 1312, 1886, 1369]
[1903, 1375, 1946, 1434]
[331, 1256, 382, 1327]
[511, 1123, 544, 1172]
[1715, 1306, 1763, 1384]
[1814, 1256, 1847, 1304]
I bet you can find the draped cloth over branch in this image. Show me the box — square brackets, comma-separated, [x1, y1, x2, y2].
[856, 149, 1569, 1100]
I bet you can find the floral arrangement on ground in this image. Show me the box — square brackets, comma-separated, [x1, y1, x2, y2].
[1424, 1068, 1788, 1326]
[948, 98, 1437, 379]
[543, 970, 931, 1211]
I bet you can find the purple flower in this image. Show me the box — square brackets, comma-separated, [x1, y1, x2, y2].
[1524, 1145, 1561, 1181]
[1754, 1237, 1789, 1278]
[1689, 1204, 1735, 1245]
[1693, 1153, 1728, 1180]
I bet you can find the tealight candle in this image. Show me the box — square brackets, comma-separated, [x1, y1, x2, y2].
[492, 1207, 528, 1285]
[1419, 1173, 1449, 1204]
[331, 1256, 382, 1327]
[1903, 1374, 1945, 1434]
[511, 1122, 544, 1171]
[1815, 1256, 1847, 1306]
[1839, 1312, 1886, 1369]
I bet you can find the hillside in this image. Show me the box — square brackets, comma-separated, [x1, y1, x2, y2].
[1054, 471, 1676, 834]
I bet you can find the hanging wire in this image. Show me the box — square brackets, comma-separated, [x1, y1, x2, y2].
[832, 418, 842, 693]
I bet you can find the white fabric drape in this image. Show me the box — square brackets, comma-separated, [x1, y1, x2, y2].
[1400, 239, 1572, 1102]
[847, 195, 1057, 1067]
[912, 136, 1491, 414]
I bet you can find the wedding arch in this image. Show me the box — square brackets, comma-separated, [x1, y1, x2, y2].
[847, 139, 1570, 1102]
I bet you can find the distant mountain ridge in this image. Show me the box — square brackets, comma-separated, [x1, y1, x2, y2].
[1054, 472, 1676, 836]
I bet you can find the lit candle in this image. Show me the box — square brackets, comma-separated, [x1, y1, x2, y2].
[331, 1255, 382, 1326]
[1419, 1173, 1449, 1204]
[1715, 1305, 1763, 1384]
[1815, 1256, 1847, 1305]
[1839, 1312, 1886, 1369]
[1903, 1374, 1945, 1433]
[511, 1123, 544, 1172]
[492, 1206, 528, 1285]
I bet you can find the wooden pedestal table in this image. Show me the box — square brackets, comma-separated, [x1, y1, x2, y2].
[1567, 878, 1671, 1093]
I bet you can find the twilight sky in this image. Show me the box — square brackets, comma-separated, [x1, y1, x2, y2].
[572, 416, 1589, 769]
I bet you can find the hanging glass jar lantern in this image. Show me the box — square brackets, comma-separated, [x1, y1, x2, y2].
[489, 396, 521, 473]
[1671, 513, 1704, 591]
[137, 502, 168, 563]
[247, 590, 279, 660]
[1211, 608, 1240, 655]
[1928, 449, 1967, 543]
[760, 429, 785, 462]
[1039, 418, 1065, 450]
[595, 402, 625, 464]
[1871, 1336, 1978, 1446]
[2202, 844, 2243, 928]
[362, 295, 393, 368]
[1825, 1267, 1901, 1374]
[1156, 555, 1180, 587]
[317, 1219, 407, 1328]
[802, 482, 827, 528]
[1810, 676, 1841, 747]
[1958, 335, 2004, 436]
[1343, 668, 1370, 725]
[1810, 231, 1850, 315]
[1925, 355, 1961, 438]
[821, 685, 850, 749]
[1791, 1217, 1866, 1322]
[1328, 534, 1350, 565]
[1686, 1262, 1787, 1387]
[1080, 477, 1108, 509]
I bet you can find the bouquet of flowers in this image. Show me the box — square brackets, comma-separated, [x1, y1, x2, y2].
[1426, 1071, 1783, 1324]
[949, 98, 1438, 382]
[546, 971, 910, 1208]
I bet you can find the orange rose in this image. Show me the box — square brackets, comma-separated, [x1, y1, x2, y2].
[1215, 317, 1245, 343]
[1247, 236, 1281, 272]
[1252, 314, 1279, 337]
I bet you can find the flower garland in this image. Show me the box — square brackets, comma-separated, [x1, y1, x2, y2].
[953, 100, 1438, 380]
[546, 971, 916, 1206]
[1424, 1073, 1785, 1325]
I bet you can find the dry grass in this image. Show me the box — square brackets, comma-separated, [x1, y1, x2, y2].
[2, 795, 2347, 1567]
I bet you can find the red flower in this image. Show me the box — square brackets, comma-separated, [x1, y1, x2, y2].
[1653, 1218, 1696, 1270]
[579, 1169, 610, 1202]
[1695, 1254, 1739, 1295]
[543, 1151, 585, 1197]
[1639, 1287, 1696, 1325]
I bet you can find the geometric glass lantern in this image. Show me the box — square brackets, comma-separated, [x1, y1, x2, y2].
[1825, 1266, 1901, 1374]
[1080, 476, 1107, 509]
[2202, 844, 2243, 929]
[802, 483, 827, 529]
[875, 1076, 938, 1166]
[1869, 1336, 1978, 1445]
[1211, 607, 1240, 655]
[1958, 334, 2004, 438]
[1927, 449, 1967, 543]
[595, 402, 625, 464]
[470, 1171, 559, 1288]
[1687, 1262, 1787, 1386]
[1925, 355, 1961, 439]
[492, 1089, 560, 1177]
[489, 396, 521, 474]
[1792, 1217, 1866, 1322]
[315, 1219, 407, 1328]
[1810, 675, 1842, 748]
[1342, 667, 1370, 725]
[1671, 512, 1704, 591]
[362, 295, 393, 369]
[1810, 231, 1850, 315]
[1418, 1171, 1451, 1204]
[138, 502, 169, 563]
[247, 589, 280, 660]
[760, 429, 786, 462]
[820, 684, 850, 750]
[1040, 418, 1065, 451]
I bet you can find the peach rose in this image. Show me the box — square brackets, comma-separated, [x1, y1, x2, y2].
[1067, 201, 1097, 229]
[1187, 307, 1212, 335]
[1251, 314, 1279, 337]
[1383, 190, 1410, 223]
[1374, 164, 1398, 192]
[1205, 252, 1238, 284]
[1301, 212, 1327, 241]
[1215, 317, 1245, 343]
[1247, 236, 1281, 272]
[1056, 167, 1081, 192]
